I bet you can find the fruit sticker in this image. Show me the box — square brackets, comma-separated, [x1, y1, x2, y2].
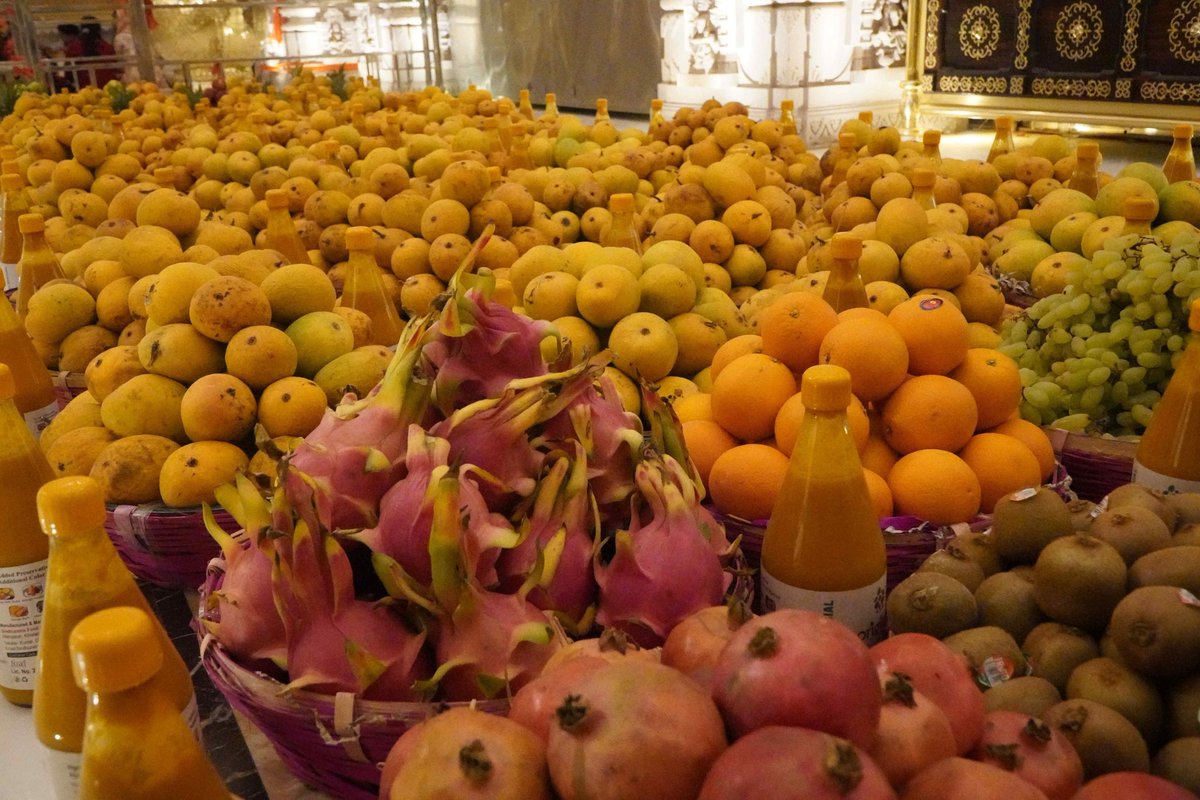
[0, 559, 48, 691]
[918, 297, 944, 311]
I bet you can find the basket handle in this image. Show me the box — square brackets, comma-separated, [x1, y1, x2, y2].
[327, 692, 368, 763]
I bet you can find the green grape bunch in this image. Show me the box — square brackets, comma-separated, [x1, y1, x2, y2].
[999, 230, 1200, 437]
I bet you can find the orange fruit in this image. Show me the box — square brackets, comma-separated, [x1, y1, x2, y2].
[758, 292, 838, 373]
[672, 392, 713, 423]
[881, 374, 978, 454]
[707, 443, 790, 521]
[710, 334, 762, 381]
[988, 417, 1056, 480]
[817, 316, 909, 402]
[863, 468, 894, 518]
[711, 353, 797, 442]
[681, 419, 738, 487]
[958, 432, 1044, 513]
[949, 348, 1022, 430]
[887, 295, 969, 375]
[774, 390, 870, 456]
[861, 431, 900, 478]
[887, 449, 981, 524]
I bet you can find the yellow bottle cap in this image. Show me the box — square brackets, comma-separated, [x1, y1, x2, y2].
[265, 188, 290, 210]
[596, 98, 608, 112]
[995, 116, 1013, 132]
[153, 167, 175, 184]
[858, 110, 874, 124]
[1076, 141, 1099, 160]
[780, 99, 794, 111]
[1, 159, 19, 176]
[830, 233, 862, 261]
[609, 193, 635, 214]
[519, 89, 530, 101]
[545, 92, 557, 103]
[0, 363, 14, 401]
[923, 129, 942, 145]
[38, 476, 107, 538]
[18, 212, 44, 234]
[1174, 123, 1193, 139]
[344, 225, 375, 251]
[838, 131, 857, 149]
[912, 167, 936, 188]
[1123, 196, 1157, 222]
[1, 173, 22, 192]
[70, 606, 164, 694]
[651, 99, 663, 111]
[801, 364, 853, 412]
[0, 145, 16, 161]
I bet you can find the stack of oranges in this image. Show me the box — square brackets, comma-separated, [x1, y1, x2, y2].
[676, 291, 1056, 526]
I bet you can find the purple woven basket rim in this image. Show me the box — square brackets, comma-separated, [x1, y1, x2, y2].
[197, 546, 509, 800]
[104, 503, 233, 589]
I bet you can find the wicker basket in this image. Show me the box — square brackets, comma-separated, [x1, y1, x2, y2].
[1045, 429, 1136, 503]
[50, 369, 88, 409]
[197, 552, 509, 800]
[106, 503, 236, 590]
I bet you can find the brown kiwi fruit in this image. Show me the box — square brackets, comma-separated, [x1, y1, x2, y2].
[1008, 564, 1036, 583]
[1065, 656, 1165, 747]
[1105, 483, 1178, 531]
[1164, 491, 1200, 527]
[1087, 506, 1173, 566]
[1174, 521, 1200, 546]
[1129, 545, 1200, 595]
[1152, 737, 1200, 796]
[1044, 697, 1151, 779]
[990, 486, 1074, 566]
[1167, 674, 1200, 739]
[974, 571, 1046, 644]
[1109, 585, 1200, 680]
[917, 545, 987, 593]
[942, 625, 1027, 687]
[1033, 534, 1127, 633]
[982, 675, 1062, 717]
[886, 572, 978, 638]
[1023, 622, 1101, 693]
[1067, 498, 1098, 532]
[951, 529, 1004, 576]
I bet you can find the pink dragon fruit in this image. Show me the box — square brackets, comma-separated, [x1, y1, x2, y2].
[282, 320, 433, 531]
[272, 519, 432, 701]
[594, 453, 730, 647]
[496, 442, 600, 633]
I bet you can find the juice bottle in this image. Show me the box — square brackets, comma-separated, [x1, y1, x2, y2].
[517, 88, 534, 120]
[910, 167, 937, 211]
[0, 363, 55, 706]
[542, 92, 560, 123]
[15, 213, 67, 319]
[822, 234, 869, 313]
[263, 189, 310, 265]
[1069, 141, 1100, 199]
[34, 475, 201, 798]
[1133, 301, 1200, 493]
[0, 291, 58, 437]
[594, 97, 611, 124]
[921, 129, 943, 169]
[338, 225, 403, 347]
[70, 606, 230, 800]
[779, 100, 797, 137]
[649, 98, 666, 127]
[858, 110, 874, 125]
[825, 131, 859, 197]
[600, 192, 642, 253]
[1, 172, 30, 285]
[1162, 123, 1196, 184]
[759, 364, 887, 643]
[987, 116, 1016, 163]
[1122, 196, 1156, 236]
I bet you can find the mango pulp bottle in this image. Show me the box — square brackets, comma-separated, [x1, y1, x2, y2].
[0, 363, 55, 705]
[760, 364, 887, 643]
[35, 476, 201, 797]
[1069, 141, 1100, 199]
[910, 167, 937, 211]
[1122, 196, 1156, 236]
[339, 225, 403, 347]
[822, 234, 869, 313]
[70, 606, 230, 800]
[0, 291, 58, 437]
[542, 92, 560, 123]
[649, 98, 666, 127]
[1133, 302, 1200, 493]
[825, 131, 859, 198]
[600, 192, 642, 253]
[263, 189, 310, 265]
[1, 172, 30, 286]
[987, 116, 1016, 163]
[594, 97, 611, 124]
[1162, 123, 1196, 184]
[15, 213, 66, 319]
[779, 100, 797, 136]
[921, 129, 943, 169]
[517, 88, 534, 120]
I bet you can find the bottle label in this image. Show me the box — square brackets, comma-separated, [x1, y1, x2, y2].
[24, 400, 59, 439]
[0, 558, 48, 691]
[1131, 459, 1200, 495]
[43, 747, 81, 800]
[1, 261, 16, 291]
[760, 569, 887, 645]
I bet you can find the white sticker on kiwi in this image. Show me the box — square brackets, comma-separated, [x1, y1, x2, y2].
[1009, 487, 1038, 502]
[1179, 589, 1200, 609]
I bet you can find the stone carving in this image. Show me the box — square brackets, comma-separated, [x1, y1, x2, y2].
[685, 0, 735, 74]
[860, 0, 908, 69]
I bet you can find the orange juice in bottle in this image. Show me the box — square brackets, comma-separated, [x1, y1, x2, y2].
[1068, 141, 1100, 199]
[35, 476, 201, 797]
[518, 88, 534, 120]
[649, 98, 666, 127]
[822, 234, 869, 313]
[338, 225, 404, 347]
[987, 116, 1016, 163]
[0, 363, 55, 706]
[760, 364, 887, 643]
[70, 607, 230, 800]
[263, 188, 310, 265]
[15, 213, 66, 319]
[1122, 196, 1156, 236]
[922, 129, 943, 169]
[779, 99, 797, 137]
[910, 167, 937, 211]
[0, 291, 58, 437]
[600, 193, 642, 253]
[824, 131, 859, 199]
[1, 172, 30, 286]
[1162, 123, 1196, 184]
[1133, 302, 1200, 493]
